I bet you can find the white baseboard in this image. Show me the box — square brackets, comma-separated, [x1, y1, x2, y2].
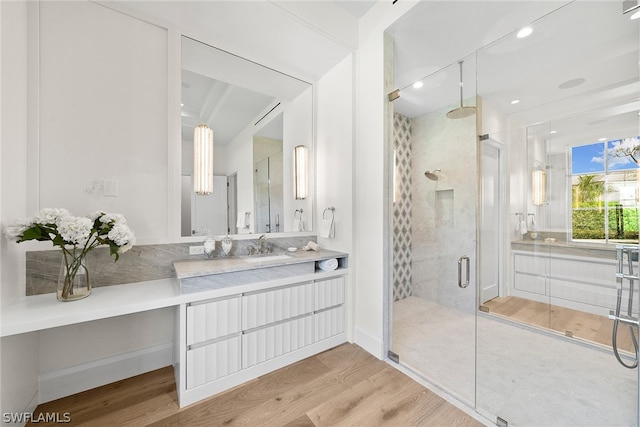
[354, 326, 383, 359]
[38, 342, 173, 404]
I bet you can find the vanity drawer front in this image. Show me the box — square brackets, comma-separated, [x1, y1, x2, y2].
[186, 336, 241, 389]
[187, 296, 242, 346]
[315, 277, 345, 311]
[242, 315, 314, 369]
[514, 254, 547, 275]
[548, 258, 616, 286]
[315, 305, 345, 341]
[514, 272, 546, 295]
[242, 282, 314, 330]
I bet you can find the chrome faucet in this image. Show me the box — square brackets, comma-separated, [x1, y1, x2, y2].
[257, 234, 272, 254]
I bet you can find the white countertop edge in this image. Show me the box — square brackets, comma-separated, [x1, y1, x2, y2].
[1, 279, 181, 337]
[1, 267, 351, 337]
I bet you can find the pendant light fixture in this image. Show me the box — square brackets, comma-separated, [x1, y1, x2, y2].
[193, 124, 214, 195]
[293, 145, 308, 200]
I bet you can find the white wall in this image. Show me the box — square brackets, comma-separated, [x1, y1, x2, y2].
[36, 1, 169, 244]
[1, 1, 40, 421]
[0, 1, 175, 413]
[316, 55, 354, 340]
[353, 1, 418, 358]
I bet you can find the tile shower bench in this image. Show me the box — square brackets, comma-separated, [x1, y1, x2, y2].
[1, 249, 349, 408]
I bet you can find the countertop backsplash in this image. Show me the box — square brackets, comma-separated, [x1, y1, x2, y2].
[25, 236, 317, 296]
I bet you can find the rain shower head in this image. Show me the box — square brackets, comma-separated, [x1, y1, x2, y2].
[425, 169, 441, 180]
[447, 106, 476, 119]
[447, 60, 476, 120]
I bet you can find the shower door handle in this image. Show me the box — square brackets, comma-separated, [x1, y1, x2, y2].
[458, 255, 470, 288]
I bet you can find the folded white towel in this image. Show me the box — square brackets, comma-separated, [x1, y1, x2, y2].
[318, 258, 338, 271]
[519, 220, 527, 235]
[237, 212, 249, 228]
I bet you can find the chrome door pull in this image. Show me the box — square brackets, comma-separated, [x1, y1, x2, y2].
[458, 255, 470, 288]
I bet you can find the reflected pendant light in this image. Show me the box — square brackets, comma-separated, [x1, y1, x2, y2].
[194, 124, 214, 195]
[532, 169, 546, 206]
[293, 145, 308, 200]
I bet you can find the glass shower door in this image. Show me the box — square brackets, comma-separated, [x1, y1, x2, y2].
[475, 1, 639, 425]
[389, 57, 479, 406]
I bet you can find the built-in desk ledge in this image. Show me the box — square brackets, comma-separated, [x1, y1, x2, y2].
[511, 239, 619, 259]
[173, 249, 348, 294]
[1, 278, 181, 338]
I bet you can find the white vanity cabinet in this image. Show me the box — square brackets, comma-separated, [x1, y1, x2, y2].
[512, 250, 618, 315]
[175, 255, 348, 408]
[185, 296, 242, 389]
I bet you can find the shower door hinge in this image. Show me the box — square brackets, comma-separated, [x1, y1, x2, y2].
[388, 89, 400, 102]
[388, 350, 400, 363]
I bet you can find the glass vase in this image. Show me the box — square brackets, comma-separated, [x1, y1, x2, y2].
[57, 251, 91, 301]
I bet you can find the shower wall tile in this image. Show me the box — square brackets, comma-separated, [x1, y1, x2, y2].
[393, 112, 413, 301]
[411, 103, 477, 313]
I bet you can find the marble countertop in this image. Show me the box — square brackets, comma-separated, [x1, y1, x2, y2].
[511, 239, 621, 259]
[173, 249, 347, 279]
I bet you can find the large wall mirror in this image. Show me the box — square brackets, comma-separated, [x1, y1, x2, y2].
[180, 36, 314, 237]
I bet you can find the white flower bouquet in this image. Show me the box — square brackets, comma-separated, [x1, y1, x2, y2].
[4, 208, 136, 300]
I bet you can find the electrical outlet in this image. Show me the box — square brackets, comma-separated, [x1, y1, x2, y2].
[189, 245, 205, 255]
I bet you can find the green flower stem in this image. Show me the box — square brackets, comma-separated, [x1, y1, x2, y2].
[60, 235, 101, 299]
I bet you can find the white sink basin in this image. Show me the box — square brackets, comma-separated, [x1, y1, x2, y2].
[243, 254, 291, 263]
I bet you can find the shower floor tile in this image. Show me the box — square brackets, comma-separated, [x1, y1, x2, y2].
[392, 296, 638, 426]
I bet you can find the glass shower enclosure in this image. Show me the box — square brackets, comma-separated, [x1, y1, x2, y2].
[387, 1, 639, 425]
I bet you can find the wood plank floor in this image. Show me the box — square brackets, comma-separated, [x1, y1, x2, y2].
[482, 296, 637, 353]
[28, 343, 483, 427]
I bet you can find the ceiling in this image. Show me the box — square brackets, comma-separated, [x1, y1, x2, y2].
[387, 1, 639, 153]
[114, 1, 639, 152]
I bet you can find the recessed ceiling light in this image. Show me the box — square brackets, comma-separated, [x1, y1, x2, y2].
[181, 103, 184, 107]
[510, 99, 520, 105]
[598, 138, 607, 142]
[550, 130, 557, 134]
[558, 78, 586, 89]
[517, 27, 533, 38]
[631, 10, 640, 20]
[413, 81, 424, 89]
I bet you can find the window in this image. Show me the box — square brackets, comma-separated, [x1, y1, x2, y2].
[571, 137, 640, 244]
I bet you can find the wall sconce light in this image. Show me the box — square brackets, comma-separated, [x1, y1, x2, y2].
[532, 169, 546, 206]
[293, 145, 308, 200]
[193, 124, 214, 195]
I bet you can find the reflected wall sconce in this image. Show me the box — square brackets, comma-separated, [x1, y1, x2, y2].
[194, 124, 213, 195]
[293, 145, 308, 200]
[532, 169, 546, 205]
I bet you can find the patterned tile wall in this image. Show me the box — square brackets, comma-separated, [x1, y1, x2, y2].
[393, 112, 413, 301]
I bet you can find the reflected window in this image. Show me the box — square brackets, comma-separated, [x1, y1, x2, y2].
[571, 137, 640, 243]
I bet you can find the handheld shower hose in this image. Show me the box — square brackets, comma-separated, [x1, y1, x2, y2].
[612, 248, 639, 369]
